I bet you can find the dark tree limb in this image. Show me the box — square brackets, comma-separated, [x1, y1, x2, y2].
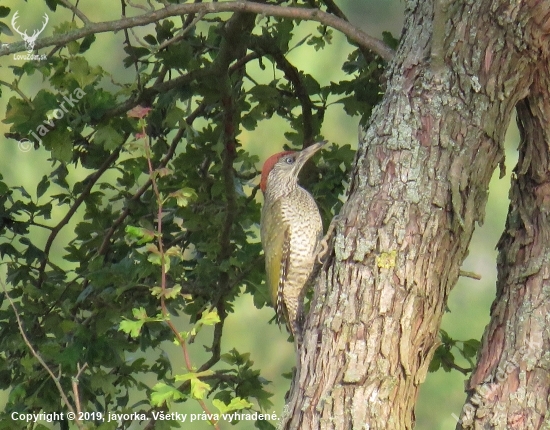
[0, 1, 394, 61]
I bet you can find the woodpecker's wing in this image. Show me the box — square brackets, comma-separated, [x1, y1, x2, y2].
[262, 200, 284, 312]
[276, 227, 291, 324]
[261, 202, 292, 326]
[264, 227, 291, 325]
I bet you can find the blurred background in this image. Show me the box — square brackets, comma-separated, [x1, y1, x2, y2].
[0, 0, 519, 428]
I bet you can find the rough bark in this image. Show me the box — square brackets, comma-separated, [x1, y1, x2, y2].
[281, 0, 548, 429]
[456, 57, 550, 430]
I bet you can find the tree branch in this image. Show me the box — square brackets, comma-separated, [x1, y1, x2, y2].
[0, 1, 394, 61]
[320, 0, 373, 62]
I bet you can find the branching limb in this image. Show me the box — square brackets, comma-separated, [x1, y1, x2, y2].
[0, 1, 394, 61]
[321, 0, 373, 61]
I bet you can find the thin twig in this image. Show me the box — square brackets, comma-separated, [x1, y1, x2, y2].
[459, 270, 482, 280]
[142, 128, 194, 370]
[1, 281, 85, 430]
[72, 362, 88, 415]
[126, 0, 151, 12]
[30, 221, 55, 231]
[0, 80, 33, 106]
[57, 0, 91, 25]
[155, 12, 205, 52]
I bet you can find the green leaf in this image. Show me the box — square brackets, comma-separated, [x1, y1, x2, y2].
[248, 85, 279, 105]
[56, 345, 81, 366]
[45, 0, 58, 11]
[163, 106, 184, 128]
[212, 397, 253, 415]
[174, 370, 214, 383]
[94, 125, 124, 150]
[123, 46, 150, 68]
[198, 309, 221, 327]
[36, 175, 49, 198]
[0, 22, 11, 36]
[0, 7, 10, 18]
[147, 252, 171, 273]
[42, 128, 73, 163]
[67, 40, 80, 55]
[118, 307, 159, 337]
[68, 56, 103, 87]
[151, 285, 182, 299]
[168, 188, 197, 207]
[165, 285, 181, 299]
[382, 31, 400, 50]
[79, 34, 96, 53]
[461, 339, 481, 359]
[150, 383, 185, 406]
[119, 318, 145, 338]
[190, 377, 210, 400]
[125, 225, 155, 244]
[144, 34, 157, 45]
[133, 307, 148, 320]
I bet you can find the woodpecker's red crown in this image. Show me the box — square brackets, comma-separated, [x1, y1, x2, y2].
[260, 151, 294, 193]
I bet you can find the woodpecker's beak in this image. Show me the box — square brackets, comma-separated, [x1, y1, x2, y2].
[295, 140, 326, 170]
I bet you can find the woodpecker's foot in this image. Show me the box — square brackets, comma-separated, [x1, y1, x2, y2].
[291, 317, 304, 347]
[316, 240, 327, 265]
[292, 331, 303, 348]
[317, 215, 341, 264]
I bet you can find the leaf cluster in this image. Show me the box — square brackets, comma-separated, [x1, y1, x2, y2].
[429, 329, 481, 375]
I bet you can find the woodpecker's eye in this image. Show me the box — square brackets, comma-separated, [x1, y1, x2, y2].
[284, 156, 295, 164]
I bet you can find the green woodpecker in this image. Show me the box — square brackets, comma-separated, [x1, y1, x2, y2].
[260, 141, 325, 343]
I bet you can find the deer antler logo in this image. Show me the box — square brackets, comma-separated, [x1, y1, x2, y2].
[11, 11, 49, 53]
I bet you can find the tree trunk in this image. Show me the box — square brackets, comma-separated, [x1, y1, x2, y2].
[457, 61, 550, 429]
[281, 1, 548, 429]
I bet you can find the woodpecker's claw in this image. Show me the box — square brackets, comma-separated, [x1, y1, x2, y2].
[317, 239, 328, 264]
[316, 215, 341, 264]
